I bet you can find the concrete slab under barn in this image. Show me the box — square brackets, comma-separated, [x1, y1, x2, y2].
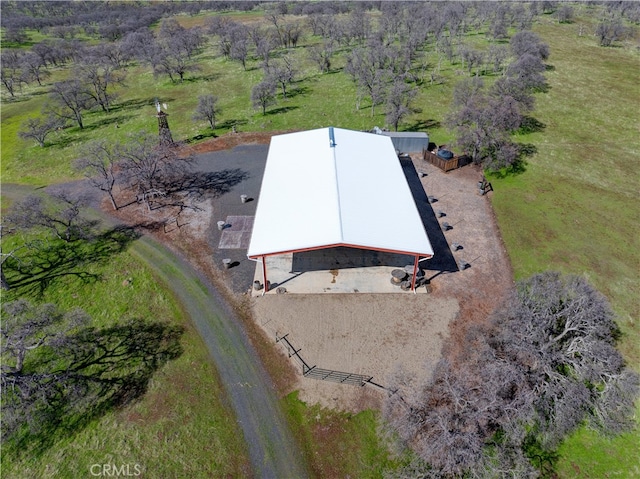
[250, 248, 433, 295]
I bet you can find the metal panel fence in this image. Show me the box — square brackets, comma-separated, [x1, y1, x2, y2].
[275, 333, 397, 392]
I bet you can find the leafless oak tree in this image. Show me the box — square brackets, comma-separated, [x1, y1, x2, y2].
[4, 191, 97, 243]
[1, 299, 183, 443]
[192, 94, 220, 130]
[47, 79, 96, 129]
[385, 272, 639, 478]
[117, 134, 195, 213]
[74, 140, 122, 210]
[251, 80, 277, 115]
[18, 114, 66, 147]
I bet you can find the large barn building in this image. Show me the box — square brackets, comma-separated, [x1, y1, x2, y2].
[247, 127, 433, 292]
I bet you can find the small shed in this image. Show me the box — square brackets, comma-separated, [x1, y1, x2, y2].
[371, 127, 430, 154]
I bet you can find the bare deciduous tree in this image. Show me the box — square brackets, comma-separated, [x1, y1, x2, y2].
[18, 114, 65, 147]
[344, 39, 409, 116]
[1, 50, 24, 98]
[446, 79, 523, 170]
[192, 94, 220, 130]
[308, 40, 334, 73]
[251, 28, 278, 68]
[47, 79, 96, 129]
[596, 17, 627, 47]
[505, 53, 548, 92]
[1, 299, 183, 442]
[20, 51, 50, 86]
[345, 9, 371, 45]
[499, 272, 639, 444]
[152, 19, 204, 83]
[118, 135, 194, 212]
[489, 4, 510, 40]
[265, 57, 295, 99]
[120, 29, 161, 67]
[385, 79, 416, 132]
[385, 272, 639, 478]
[230, 31, 250, 70]
[556, 5, 574, 23]
[5, 191, 97, 243]
[510, 30, 550, 61]
[345, 46, 395, 115]
[1, 300, 89, 437]
[251, 80, 277, 115]
[281, 21, 303, 49]
[486, 44, 510, 74]
[459, 45, 484, 76]
[75, 46, 126, 113]
[74, 140, 122, 210]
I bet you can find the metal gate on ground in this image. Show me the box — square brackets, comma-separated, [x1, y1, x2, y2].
[275, 333, 397, 393]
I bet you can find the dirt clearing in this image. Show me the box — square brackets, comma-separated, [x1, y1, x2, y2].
[107, 135, 514, 413]
[249, 157, 514, 411]
[253, 293, 458, 411]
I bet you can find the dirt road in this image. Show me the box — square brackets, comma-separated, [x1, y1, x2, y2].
[2, 184, 309, 479]
[130, 235, 308, 479]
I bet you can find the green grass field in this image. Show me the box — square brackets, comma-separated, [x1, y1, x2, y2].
[283, 391, 408, 478]
[488, 17, 640, 477]
[0, 219, 251, 478]
[2, 6, 638, 478]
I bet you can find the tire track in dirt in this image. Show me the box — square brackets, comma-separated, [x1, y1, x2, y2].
[130, 237, 309, 479]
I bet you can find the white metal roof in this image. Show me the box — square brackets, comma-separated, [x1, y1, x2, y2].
[247, 127, 434, 259]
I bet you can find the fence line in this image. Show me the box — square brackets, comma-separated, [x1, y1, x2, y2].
[275, 333, 398, 393]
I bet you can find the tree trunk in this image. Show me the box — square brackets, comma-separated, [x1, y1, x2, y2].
[108, 192, 119, 211]
[1, 267, 10, 290]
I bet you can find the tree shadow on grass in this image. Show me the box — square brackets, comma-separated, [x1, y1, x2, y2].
[404, 119, 441, 131]
[4, 225, 140, 298]
[284, 85, 310, 100]
[50, 134, 84, 150]
[182, 72, 221, 83]
[490, 144, 537, 179]
[325, 66, 345, 75]
[2, 318, 184, 459]
[216, 119, 249, 131]
[0, 94, 34, 104]
[80, 114, 135, 132]
[265, 106, 299, 116]
[50, 113, 134, 149]
[518, 116, 546, 134]
[185, 130, 218, 143]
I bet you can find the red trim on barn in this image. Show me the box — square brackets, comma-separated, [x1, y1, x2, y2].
[261, 255, 269, 293]
[248, 242, 433, 261]
[253, 245, 432, 294]
[410, 254, 420, 292]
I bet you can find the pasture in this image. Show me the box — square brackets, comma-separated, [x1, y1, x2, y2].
[2, 5, 638, 477]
